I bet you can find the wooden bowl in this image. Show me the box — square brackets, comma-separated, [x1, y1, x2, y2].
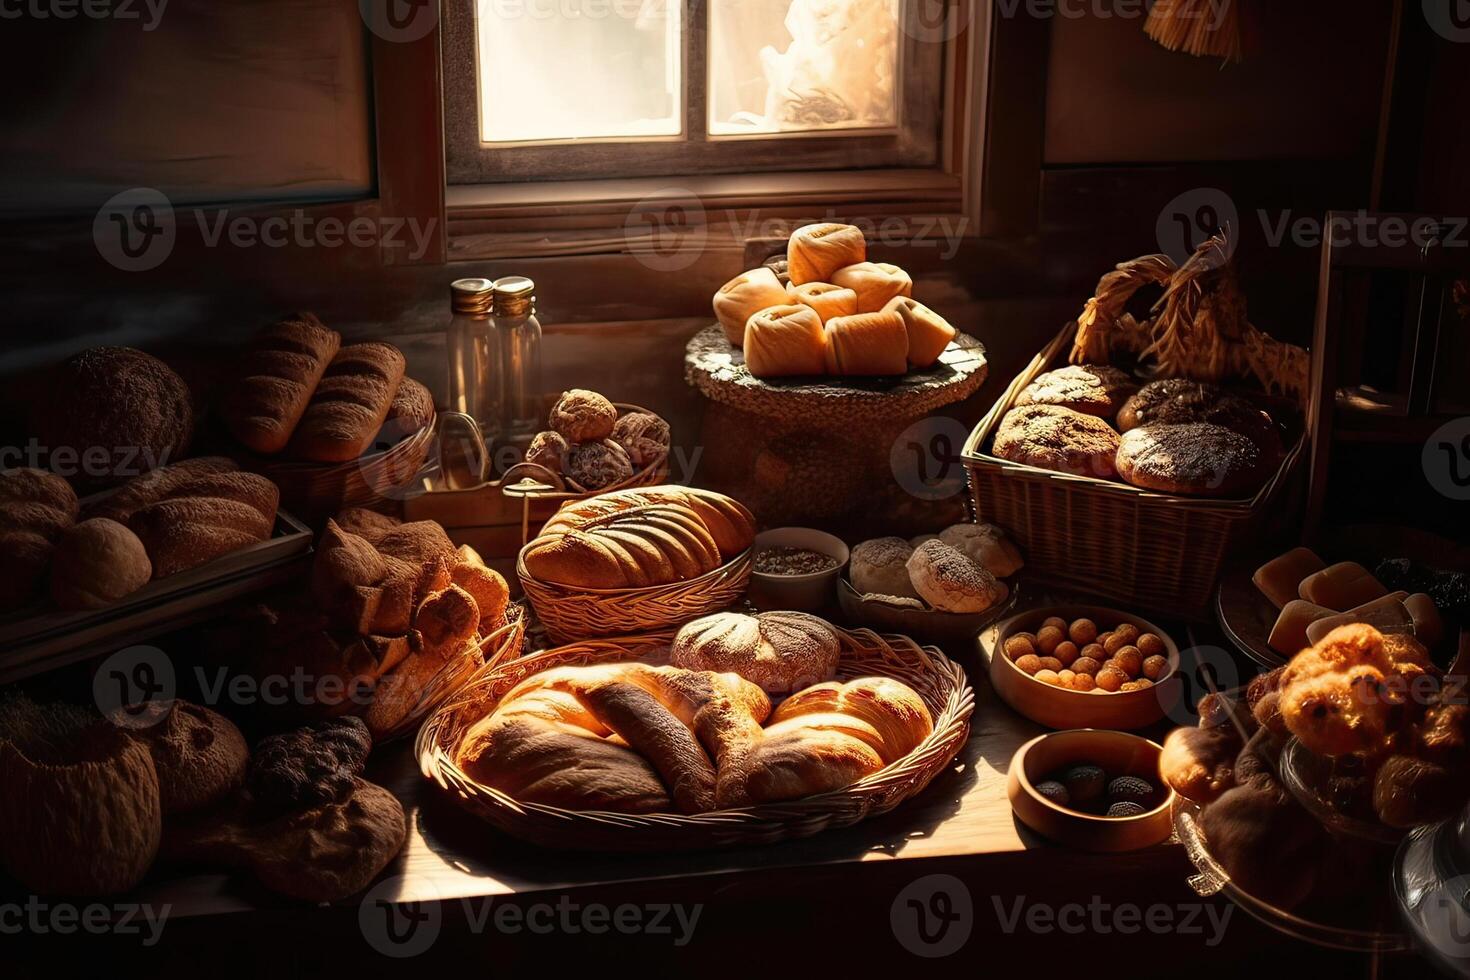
[985, 605, 1182, 730]
[1007, 729, 1175, 852]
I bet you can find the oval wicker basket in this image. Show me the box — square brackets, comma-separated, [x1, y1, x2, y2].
[375, 601, 527, 743]
[241, 414, 436, 525]
[415, 625, 973, 850]
[516, 548, 753, 644]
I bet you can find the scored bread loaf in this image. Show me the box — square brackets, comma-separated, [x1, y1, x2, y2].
[524, 486, 755, 590]
[84, 457, 239, 524]
[127, 472, 280, 578]
[287, 343, 406, 463]
[223, 314, 342, 455]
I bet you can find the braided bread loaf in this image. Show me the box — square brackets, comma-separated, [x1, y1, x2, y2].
[524, 486, 756, 589]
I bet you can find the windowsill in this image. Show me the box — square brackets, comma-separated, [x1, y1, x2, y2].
[446, 167, 965, 261]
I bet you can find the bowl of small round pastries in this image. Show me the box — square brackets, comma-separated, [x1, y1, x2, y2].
[986, 605, 1182, 730]
[1007, 729, 1175, 852]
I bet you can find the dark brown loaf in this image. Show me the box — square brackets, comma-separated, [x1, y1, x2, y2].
[223, 314, 342, 455]
[127, 472, 280, 578]
[386, 377, 435, 432]
[1117, 379, 1282, 457]
[30, 347, 194, 490]
[287, 343, 407, 463]
[1116, 422, 1270, 496]
[1015, 364, 1138, 418]
[84, 457, 239, 524]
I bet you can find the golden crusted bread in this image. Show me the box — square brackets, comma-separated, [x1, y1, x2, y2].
[223, 314, 342, 455]
[670, 612, 840, 695]
[287, 342, 406, 463]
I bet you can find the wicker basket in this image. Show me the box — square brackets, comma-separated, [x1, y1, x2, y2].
[415, 625, 972, 850]
[375, 601, 527, 743]
[516, 548, 753, 644]
[241, 415, 436, 525]
[962, 324, 1305, 621]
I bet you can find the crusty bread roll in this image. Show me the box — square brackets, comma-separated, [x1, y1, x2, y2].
[830, 262, 913, 313]
[714, 268, 789, 345]
[126, 472, 280, 578]
[311, 519, 455, 635]
[549, 389, 617, 443]
[849, 537, 918, 600]
[883, 296, 957, 369]
[0, 468, 80, 610]
[743, 304, 827, 378]
[30, 347, 194, 490]
[287, 343, 406, 463]
[787, 223, 867, 286]
[993, 404, 1121, 479]
[937, 523, 1024, 579]
[789, 282, 858, 324]
[823, 310, 909, 376]
[671, 611, 840, 695]
[1116, 422, 1269, 497]
[49, 518, 152, 610]
[906, 539, 1008, 614]
[223, 314, 342, 455]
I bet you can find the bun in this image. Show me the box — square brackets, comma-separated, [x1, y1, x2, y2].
[850, 537, 918, 599]
[1116, 422, 1268, 496]
[906, 539, 1008, 613]
[565, 439, 634, 491]
[790, 282, 859, 323]
[222, 314, 342, 454]
[714, 268, 790, 345]
[138, 701, 248, 816]
[287, 342, 406, 463]
[883, 296, 957, 369]
[49, 519, 152, 610]
[0, 468, 80, 609]
[127, 472, 280, 578]
[31, 347, 193, 490]
[611, 412, 671, 468]
[743, 304, 827, 378]
[525, 430, 570, 474]
[549, 389, 617, 443]
[937, 523, 1024, 578]
[787, 223, 867, 286]
[830, 262, 913, 313]
[1016, 364, 1138, 419]
[993, 404, 1121, 478]
[671, 611, 840, 695]
[823, 310, 909, 376]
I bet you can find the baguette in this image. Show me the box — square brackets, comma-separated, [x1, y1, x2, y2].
[223, 314, 342, 455]
[287, 343, 406, 463]
[126, 472, 280, 578]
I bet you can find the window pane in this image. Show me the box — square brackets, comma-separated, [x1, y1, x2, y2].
[708, 0, 900, 137]
[476, 1, 682, 143]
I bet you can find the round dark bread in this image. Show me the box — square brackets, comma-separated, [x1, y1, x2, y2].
[1117, 379, 1282, 457]
[992, 404, 1120, 479]
[1116, 422, 1271, 497]
[1015, 364, 1139, 418]
[30, 348, 193, 490]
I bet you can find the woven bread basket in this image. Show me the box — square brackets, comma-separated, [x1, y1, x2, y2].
[962, 323, 1305, 621]
[374, 601, 526, 743]
[517, 548, 753, 644]
[416, 625, 972, 850]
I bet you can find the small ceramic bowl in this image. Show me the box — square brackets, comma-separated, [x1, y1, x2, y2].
[747, 528, 849, 612]
[985, 605, 1183, 730]
[1008, 729, 1175, 852]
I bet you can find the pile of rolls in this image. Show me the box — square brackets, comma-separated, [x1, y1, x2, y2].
[712, 223, 957, 380]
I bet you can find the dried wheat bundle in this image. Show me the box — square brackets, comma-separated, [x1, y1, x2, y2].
[1145, 0, 1243, 63]
[1070, 254, 1176, 364]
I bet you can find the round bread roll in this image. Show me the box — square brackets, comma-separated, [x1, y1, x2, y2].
[49, 518, 153, 610]
[671, 611, 840, 695]
[992, 404, 1121, 478]
[611, 412, 670, 468]
[787, 223, 867, 286]
[548, 389, 617, 443]
[1117, 379, 1281, 455]
[141, 701, 249, 816]
[525, 430, 569, 473]
[1016, 364, 1138, 418]
[1116, 422, 1269, 496]
[565, 439, 634, 491]
[906, 539, 1008, 614]
[937, 523, 1024, 578]
[850, 537, 918, 599]
[31, 347, 193, 490]
[714, 268, 790, 345]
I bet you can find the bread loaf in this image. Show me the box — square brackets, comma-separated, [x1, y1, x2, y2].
[830, 262, 913, 313]
[538, 486, 756, 563]
[126, 472, 279, 578]
[0, 468, 80, 609]
[223, 314, 342, 455]
[743, 304, 827, 379]
[822, 310, 909, 376]
[287, 343, 406, 463]
[714, 268, 789, 345]
[385, 376, 434, 432]
[671, 611, 840, 695]
[787, 223, 867, 286]
[522, 504, 722, 589]
[85, 457, 239, 524]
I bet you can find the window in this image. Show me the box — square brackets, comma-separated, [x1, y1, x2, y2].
[444, 0, 948, 183]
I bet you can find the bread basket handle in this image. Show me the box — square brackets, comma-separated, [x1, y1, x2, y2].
[437, 412, 490, 490]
